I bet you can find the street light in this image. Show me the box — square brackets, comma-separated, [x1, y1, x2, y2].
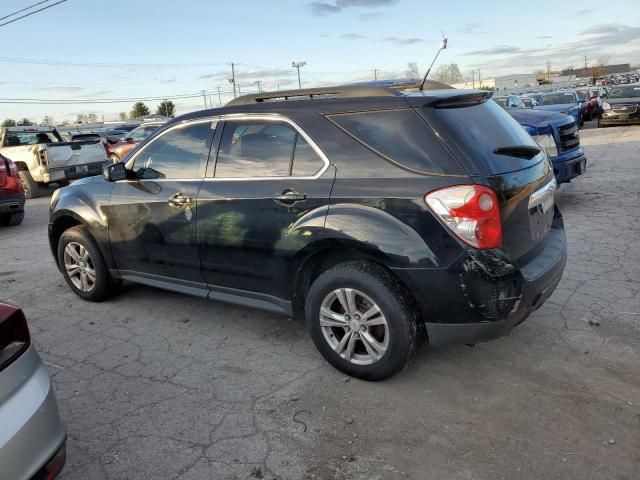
[292, 61, 306, 89]
[419, 35, 448, 90]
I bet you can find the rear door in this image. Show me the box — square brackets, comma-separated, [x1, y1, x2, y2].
[107, 119, 215, 290]
[196, 114, 334, 303]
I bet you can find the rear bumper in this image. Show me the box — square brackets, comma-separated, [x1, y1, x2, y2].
[393, 209, 567, 347]
[0, 193, 25, 214]
[43, 161, 108, 183]
[551, 150, 587, 184]
[0, 346, 67, 480]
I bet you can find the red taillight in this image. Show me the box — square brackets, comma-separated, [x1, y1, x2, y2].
[425, 184, 502, 250]
[0, 305, 31, 372]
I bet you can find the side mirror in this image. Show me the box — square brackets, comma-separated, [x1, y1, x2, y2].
[103, 162, 126, 182]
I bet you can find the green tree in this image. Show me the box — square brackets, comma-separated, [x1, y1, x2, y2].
[156, 100, 175, 118]
[434, 64, 464, 84]
[1, 119, 17, 127]
[118, 112, 127, 121]
[17, 118, 35, 126]
[130, 102, 150, 119]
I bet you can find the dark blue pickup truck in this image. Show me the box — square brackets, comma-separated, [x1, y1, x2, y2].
[506, 108, 587, 184]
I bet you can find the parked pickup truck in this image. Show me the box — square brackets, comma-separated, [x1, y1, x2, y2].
[0, 126, 109, 198]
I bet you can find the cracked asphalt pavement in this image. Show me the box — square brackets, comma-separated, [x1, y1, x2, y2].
[1, 124, 638, 480]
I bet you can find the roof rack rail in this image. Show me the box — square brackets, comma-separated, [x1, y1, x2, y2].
[226, 85, 404, 106]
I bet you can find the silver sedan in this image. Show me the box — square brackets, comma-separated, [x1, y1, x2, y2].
[0, 301, 66, 479]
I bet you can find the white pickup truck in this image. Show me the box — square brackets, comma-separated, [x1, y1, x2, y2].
[0, 126, 109, 198]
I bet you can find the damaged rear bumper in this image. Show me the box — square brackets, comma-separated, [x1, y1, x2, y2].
[392, 209, 567, 347]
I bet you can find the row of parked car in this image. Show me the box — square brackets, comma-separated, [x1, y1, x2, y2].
[496, 82, 640, 129]
[600, 72, 639, 86]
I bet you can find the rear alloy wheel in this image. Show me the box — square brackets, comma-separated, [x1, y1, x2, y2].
[306, 261, 417, 380]
[57, 226, 118, 301]
[319, 288, 389, 365]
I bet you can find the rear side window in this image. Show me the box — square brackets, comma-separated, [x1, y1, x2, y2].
[214, 120, 325, 178]
[328, 109, 463, 175]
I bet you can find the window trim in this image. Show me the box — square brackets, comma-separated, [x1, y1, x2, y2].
[208, 113, 330, 181]
[125, 118, 216, 181]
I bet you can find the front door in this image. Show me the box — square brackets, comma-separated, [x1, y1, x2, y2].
[196, 116, 335, 304]
[108, 120, 215, 291]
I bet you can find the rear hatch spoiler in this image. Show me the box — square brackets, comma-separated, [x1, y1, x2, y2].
[406, 90, 494, 109]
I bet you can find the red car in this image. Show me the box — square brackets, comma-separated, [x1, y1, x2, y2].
[107, 122, 164, 163]
[576, 87, 606, 121]
[0, 154, 25, 226]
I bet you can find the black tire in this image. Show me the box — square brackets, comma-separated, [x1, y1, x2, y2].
[18, 170, 42, 199]
[597, 119, 605, 128]
[1, 211, 24, 226]
[305, 261, 418, 381]
[57, 226, 118, 302]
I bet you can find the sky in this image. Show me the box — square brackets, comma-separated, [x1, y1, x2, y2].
[0, 0, 639, 123]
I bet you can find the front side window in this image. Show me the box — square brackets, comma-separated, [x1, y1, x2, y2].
[131, 122, 211, 179]
[213, 119, 324, 178]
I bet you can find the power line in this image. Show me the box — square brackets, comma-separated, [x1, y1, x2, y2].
[0, 0, 68, 28]
[0, 56, 228, 68]
[0, 0, 52, 22]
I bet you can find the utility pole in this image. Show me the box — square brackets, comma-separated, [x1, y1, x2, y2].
[546, 61, 551, 82]
[201, 90, 207, 108]
[237, 83, 242, 96]
[229, 63, 237, 98]
[478, 69, 481, 89]
[257, 81, 263, 93]
[584, 56, 588, 78]
[216, 87, 222, 106]
[472, 70, 475, 88]
[373, 68, 379, 81]
[292, 61, 306, 90]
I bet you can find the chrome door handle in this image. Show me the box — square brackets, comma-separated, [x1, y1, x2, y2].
[273, 190, 307, 205]
[168, 192, 192, 208]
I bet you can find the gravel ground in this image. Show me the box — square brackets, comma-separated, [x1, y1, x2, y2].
[1, 122, 638, 480]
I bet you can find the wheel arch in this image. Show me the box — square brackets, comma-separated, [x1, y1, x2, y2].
[49, 210, 114, 272]
[289, 239, 423, 327]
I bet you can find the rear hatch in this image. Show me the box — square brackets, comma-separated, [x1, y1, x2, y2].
[414, 95, 556, 262]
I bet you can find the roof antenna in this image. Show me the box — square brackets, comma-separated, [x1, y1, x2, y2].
[419, 33, 448, 91]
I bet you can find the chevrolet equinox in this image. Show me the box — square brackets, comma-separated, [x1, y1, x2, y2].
[49, 86, 567, 380]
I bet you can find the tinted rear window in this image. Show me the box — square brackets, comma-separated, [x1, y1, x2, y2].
[420, 100, 543, 175]
[328, 109, 464, 175]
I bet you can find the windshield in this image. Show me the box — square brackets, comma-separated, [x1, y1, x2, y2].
[493, 97, 508, 107]
[607, 86, 640, 98]
[541, 93, 576, 105]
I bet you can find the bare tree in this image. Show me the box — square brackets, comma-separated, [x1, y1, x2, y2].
[406, 62, 420, 81]
[434, 64, 464, 84]
[118, 112, 127, 121]
[41, 115, 54, 126]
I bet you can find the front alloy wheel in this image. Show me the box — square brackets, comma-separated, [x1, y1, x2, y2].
[320, 288, 388, 365]
[63, 242, 96, 292]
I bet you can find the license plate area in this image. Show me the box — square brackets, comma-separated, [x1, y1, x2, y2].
[528, 179, 556, 241]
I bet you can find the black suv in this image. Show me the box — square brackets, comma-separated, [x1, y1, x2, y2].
[49, 86, 566, 380]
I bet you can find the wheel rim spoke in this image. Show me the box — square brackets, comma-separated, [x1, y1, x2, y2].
[65, 244, 81, 262]
[361, 304, 384, 325]
[360, 331, 386, 358]
[320, 307, 348, 327]
[344, 332, 357, 361]
[334, 331, 353, 355]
